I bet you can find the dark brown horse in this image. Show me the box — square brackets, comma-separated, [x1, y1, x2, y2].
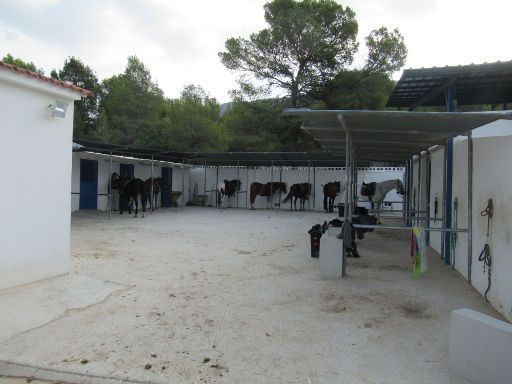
[112, 173, 147, 217]
[282, 183, 311, 210]
[250, 182, 287, 209]
[145, 177, 162, 211]
[323, 181, 341, 213]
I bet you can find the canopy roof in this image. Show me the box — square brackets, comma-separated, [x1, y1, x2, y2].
[386, 60, 512, 108]
[73, 139, 343, 167]
[283, 109, 512, 164]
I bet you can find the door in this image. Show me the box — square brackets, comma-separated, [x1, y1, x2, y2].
[79, 159, 98, 209]
[119, 163, 134, 211]
[161, 167, 173, 207]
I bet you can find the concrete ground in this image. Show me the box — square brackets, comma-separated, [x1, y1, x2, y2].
[0, 207, 504, 384]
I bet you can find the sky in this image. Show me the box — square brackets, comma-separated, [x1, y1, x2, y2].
[0, 0, 511, 103]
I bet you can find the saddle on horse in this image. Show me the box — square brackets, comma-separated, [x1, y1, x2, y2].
[360, 182, 376, 200]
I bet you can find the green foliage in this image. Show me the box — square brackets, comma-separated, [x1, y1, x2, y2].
[51, 57, 100, 138]
[219, 0, 359, 107]
[2, 53, 44, 74]
[316, 70, 396, 110]
[221, 98, 318, 151]
[364, 27, 407, 75]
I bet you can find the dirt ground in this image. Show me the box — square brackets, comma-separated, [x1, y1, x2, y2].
[0, 207, 502, 384]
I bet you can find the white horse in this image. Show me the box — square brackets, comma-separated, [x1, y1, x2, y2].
[360, 179, 405, 213]
[217, 179, 242, 208]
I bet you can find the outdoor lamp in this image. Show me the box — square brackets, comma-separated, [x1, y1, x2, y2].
[49, 100, 68, 118]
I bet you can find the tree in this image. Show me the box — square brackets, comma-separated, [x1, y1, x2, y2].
[162, 85, 228, 151]
[51, 57, 100, 138]
[219, 0, 359, 107]
[98, 56, 164, 146]
[2, 53, 43, 74]
[220, 0, 408, 109]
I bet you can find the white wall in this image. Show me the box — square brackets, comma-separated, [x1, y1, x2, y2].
[429, 147, 445, 254]
[0, 76, 78, 289]
[71, 153, 191, 211]
[189, 166, 404, 211]
[425, 130, 512, 322]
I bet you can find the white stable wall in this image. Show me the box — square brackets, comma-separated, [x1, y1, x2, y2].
[0, 71, 81, 289]
[71, 153, 191, 212]
[425, 120, 512, 321]
[428, 147, 445, 254]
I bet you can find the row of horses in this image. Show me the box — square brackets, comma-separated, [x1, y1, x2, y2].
[217, 178, 405, 211]
[110, 171, 405, 217]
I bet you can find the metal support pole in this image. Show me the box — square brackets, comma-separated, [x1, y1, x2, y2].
[313, 166, 316, 211]
[467, 132, 473, 284]
[150, 156, 154, 213]
[417, 153, 422, 227]
[215, 166, 219, 207]
[307, 160, 311, 210]
[270, 161, 274, 209]
[236, 161, 240, 208]
[279, 165, 283, 210]
[441, 145, 447, 258]
[204, 161, 207, 196]
[182, 158, 185, 209]
[444, 139, 454, 264]
[108, 151, 112, 220]
[338, 114, 351, 278]
[246, 166, 249, 208]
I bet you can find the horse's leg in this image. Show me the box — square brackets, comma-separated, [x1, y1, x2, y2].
[142, 193, 146, 218]
[133, 195, 138, 217]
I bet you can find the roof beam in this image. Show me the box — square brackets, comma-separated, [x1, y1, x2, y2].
[409, 77, 457, 110]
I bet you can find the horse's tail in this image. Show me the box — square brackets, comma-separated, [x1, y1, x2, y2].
[323, 194, 328, 211]
[249, 184, 257, 205]
[282, 191, 293, 203]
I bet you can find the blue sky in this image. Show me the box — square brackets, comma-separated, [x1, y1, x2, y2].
[1, 0, 510, 102]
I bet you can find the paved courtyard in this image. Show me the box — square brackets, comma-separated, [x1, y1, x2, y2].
[0, 207, 502, 383]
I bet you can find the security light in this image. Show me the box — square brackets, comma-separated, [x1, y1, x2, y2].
[49, 100, 68, 118]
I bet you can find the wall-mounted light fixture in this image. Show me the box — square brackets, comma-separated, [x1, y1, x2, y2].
[48, 100, 68, 118]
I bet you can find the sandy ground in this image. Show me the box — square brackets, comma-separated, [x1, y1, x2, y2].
[0, 207, 503, 384]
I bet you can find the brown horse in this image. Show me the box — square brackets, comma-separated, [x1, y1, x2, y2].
[282, 183, 311, 210]
[250, 182, 287, 209]
[323, 181, 341, 213]
[145, 177, 162, 211]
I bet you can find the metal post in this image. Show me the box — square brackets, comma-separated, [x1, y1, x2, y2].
[270, 161, 274, 209]
[338, 113, 352, 279]
[204, 161, 207, 196]
[215, 166, 219, 207]
[307, 160, 311, 210]
[313, 166, 316, 211]
[108, 151, 112, 220]
[150, 156, 154, 213]
[279, 165, 283, 210]
[246, 165, 249, 208]
[236, 160, 240, 208]
[467, 132, 473, 284]
[182, 158, 185, 209]
[444, 139, 453, 264]
[418, 153, 423, 226]
[441, 145, 447, 258]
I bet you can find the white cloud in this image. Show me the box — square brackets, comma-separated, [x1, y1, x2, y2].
[1, 0, 511, 101]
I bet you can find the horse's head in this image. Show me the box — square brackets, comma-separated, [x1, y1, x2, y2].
[396, 179, 405, 196]
[281, 182, 287, 194]
[334, 181, 341, 192]
[111, 173, 120, 189]
[233, 179, 242, 191]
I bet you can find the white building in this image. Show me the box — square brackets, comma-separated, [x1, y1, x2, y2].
[0, 62, 92, 289]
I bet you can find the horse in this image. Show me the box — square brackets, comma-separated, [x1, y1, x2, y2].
[282, 183, 311, 210]
[217, 179, 242, 208]
[360, 178, 405, 211]
[144, 177, 161, 211]
[249, 182, 287, 209]
[111, 173, 147, 217]
[323, 181, 341, 213]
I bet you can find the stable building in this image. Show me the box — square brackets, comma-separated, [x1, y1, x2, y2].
[0, 62, 92, 289]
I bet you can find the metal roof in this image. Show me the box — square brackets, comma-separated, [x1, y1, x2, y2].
[386, 60, 512, 108]
[72, 139, 344, 167]
[283, 109, 512, 163]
